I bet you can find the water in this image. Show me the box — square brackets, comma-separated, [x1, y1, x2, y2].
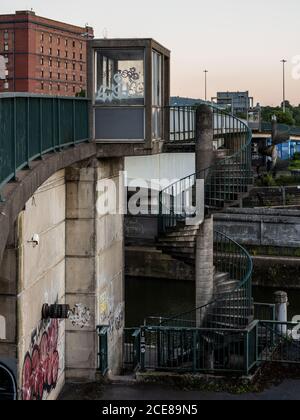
[125, 277, 300, 327]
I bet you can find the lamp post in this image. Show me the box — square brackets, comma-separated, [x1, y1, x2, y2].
[204, 70, 208, 101]
[281, 59, 287, 113]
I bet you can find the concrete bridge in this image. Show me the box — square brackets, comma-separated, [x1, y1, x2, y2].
[0, 38, 258, 400]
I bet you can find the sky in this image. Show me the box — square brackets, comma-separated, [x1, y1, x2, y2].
[2, 0, 300, 106]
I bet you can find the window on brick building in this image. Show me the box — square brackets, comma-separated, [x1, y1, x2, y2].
[73, 41, 75, 48]
[4, 43, 9, 51]
[80, 53, 83, 60]
[41, 70, 44, 78]
[65, 84, 68, 91]
[58, 84, 60, 91]
[49, 58, 52, 67]
[80, 75, 83, 82]
[58, 73, 61, 80]
[49, 48, 52, 55]
[41, 82, 44, 90]
[80, 64, 83, 71]
[41, 33, 44, 42]
[57, 49, 60, 57]
[65, 51, 68, 58]
[80, 42, 83, 50]
[50, 71, 52, 79]
[73, 85, 76, 93]
[40, 46, 44, 53]
[65, 62, 68, 69]
[66, 74, 68, 81]
[73, 52, 76, 59]
[73, 74, 76, 81]
[40, 57, 44, 65]
[72, 63, 75, 71]
[49, 34, 53, 43]
[4, 81, 8, 89]
[57, 37, 60, 45]
[65, 39, 68, 47]
[4, 31, 8, 40]
[49, 83, 52, 91]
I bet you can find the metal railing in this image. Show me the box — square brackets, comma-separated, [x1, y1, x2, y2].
[149, 230, 253, 330]
[254, 303, 276, 322]
[169, 106, 196, 142]
[123, 328, 141, 371]
[139, 321, 258, 375]
[97, 326, 109, 375]
[260, 121, 300, 137]
[257, 321, 300, 365]
[0, 94, 90, 200]
[159, 104, 253, 234]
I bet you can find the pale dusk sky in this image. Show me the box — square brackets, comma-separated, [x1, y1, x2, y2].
[2, 0, 300, 106]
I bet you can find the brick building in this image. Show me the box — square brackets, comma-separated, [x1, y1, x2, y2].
[0, 10, 94, 96]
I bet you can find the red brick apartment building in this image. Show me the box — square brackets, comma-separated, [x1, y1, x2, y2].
[0, 10, 94, 96]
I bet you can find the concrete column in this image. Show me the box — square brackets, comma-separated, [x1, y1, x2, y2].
[195, 105, 214, 178]
[195, 216, 214, 323]
[65, 157, 125, 381]
[65, 160, 97, 382]
[274, 291, 288, 335]
[195, 105, 215, 324]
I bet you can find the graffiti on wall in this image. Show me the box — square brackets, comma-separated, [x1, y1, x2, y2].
[68, 304, 91, 329]
[22, 319, 60, 400]
[99, 291, 124, 340]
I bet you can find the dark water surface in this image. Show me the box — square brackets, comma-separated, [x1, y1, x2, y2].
[125, 276, 300, 327]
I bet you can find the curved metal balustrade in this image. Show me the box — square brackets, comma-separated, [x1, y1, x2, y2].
[159, 104, 253, 233]
[147, 230, 253, 329]
[0, 94, 90, 199]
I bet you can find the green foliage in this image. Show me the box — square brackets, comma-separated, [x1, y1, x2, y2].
[274, 175, 300, 185]
[261, 104, 299, 126]
[75, 89, 86, 98]
[256, 174, 277, 187]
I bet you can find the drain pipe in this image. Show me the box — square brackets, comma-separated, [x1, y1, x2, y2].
[274, 291, 288, 335]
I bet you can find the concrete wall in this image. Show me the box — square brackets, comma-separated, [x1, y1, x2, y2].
[125, 153, 195, 190]
[18, 170, 66, 401]
[214, 208, 300, 249]
[65, 157, 124, 380]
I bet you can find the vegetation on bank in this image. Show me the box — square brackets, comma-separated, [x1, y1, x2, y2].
[255, 173, 300, 187]
[261, 102, 300, 126]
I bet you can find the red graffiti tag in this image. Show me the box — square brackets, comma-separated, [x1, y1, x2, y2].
[22, 319, 59, 400]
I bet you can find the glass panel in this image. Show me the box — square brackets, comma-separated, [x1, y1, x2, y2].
[152, 51, 162, 106]
[152, 50, 163, 139]
[95, 49, 145, 105]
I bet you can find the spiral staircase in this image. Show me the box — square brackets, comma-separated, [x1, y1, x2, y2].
[139, 104, 256, 374]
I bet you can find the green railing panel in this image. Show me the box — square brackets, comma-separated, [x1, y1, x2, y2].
[0, 94, 90, 199]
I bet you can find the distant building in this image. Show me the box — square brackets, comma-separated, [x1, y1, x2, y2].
[215, 91, 253, 115]
[0, 10, 94, 96]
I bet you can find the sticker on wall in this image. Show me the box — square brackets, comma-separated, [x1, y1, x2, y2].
[68, 304, 91, 329]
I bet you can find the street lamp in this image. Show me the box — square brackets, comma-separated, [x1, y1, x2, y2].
[204, 70, 208, 101]
[281, 59, 287, 113]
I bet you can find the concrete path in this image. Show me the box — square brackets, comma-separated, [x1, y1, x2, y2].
[60, 380, 300, 400]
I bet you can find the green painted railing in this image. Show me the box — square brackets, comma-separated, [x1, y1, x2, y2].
[147, 230, 253, 330]
[0, 94, 90, 200]
[159, 104, 253, 233]
[139, 321, 258, 375]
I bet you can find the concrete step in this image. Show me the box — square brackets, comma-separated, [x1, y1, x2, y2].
[158, 235, 196, 243]
[157, 241, 195, 249]
[215, 280, 239, 294]
[214, 272, 230, 284]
